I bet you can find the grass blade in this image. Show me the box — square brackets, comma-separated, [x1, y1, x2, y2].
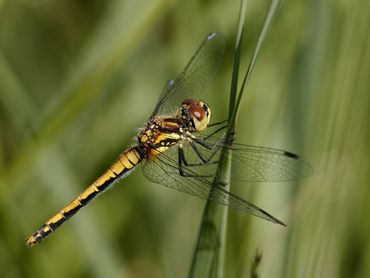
[228, 0, 247, 119]
[230, 0, 281, 129]
[189, 0, 281, 277]
[189, 0, 246, 277]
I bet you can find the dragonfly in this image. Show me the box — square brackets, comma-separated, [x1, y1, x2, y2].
[26, 32, 311, 247]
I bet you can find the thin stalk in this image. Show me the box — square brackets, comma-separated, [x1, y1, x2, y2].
[189, 0, 281, 277]
[228, 0, 247, 120]
[189, 0, 246, 277]
[230, 0, 281, 129]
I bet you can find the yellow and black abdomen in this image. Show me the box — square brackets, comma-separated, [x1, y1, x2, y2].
[25, 146, 144, 247]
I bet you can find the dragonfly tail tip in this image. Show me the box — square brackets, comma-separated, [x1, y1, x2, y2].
[25, 238, 36, 247]
[25, 232, 43, 247]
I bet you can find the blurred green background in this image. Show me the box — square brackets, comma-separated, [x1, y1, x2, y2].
[0, 0, 369, 277]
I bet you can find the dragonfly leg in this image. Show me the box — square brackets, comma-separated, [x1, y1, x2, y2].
[188, 140, 218, 163]
[177, 146, 212, 178]
[207, 119, 228, 127]
[185, 128, 235, 167]
[201, 125, 228, 141]
[178, 147, 186, 176]
[193, 128, 227, 150]
[185, 140, 220, 166]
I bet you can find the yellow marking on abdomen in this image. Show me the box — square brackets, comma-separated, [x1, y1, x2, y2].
[25, 146, 144, 247]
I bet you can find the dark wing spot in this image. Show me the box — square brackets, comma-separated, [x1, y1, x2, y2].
[284, 151, 299, 159]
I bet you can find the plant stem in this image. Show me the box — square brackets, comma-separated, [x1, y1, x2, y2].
[189, 0, 281, 277]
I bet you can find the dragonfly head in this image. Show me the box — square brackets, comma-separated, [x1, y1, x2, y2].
[181, 99, 211, 132]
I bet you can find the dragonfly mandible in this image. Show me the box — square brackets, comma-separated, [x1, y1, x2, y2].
[26, 32, 311, 247]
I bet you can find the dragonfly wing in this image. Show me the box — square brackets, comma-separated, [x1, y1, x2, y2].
[142, 147, 285, 225]
[193, 133, 313, 183]
[151, 32, 225, 117]
[229, 144, 313, 182]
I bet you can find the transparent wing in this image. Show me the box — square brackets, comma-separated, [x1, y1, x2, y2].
[150, 32, 225, 117]
[230, 144, 312, 182]
[181, 129, 313, 183]
[142, 146, 285, 225]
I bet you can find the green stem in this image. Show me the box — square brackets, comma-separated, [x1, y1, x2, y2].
[189, 0, 281, 277]
[189, 1, 246, 277]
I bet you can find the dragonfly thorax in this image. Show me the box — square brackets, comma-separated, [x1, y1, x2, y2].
[179, 99, 211, 132]
[137, 99, 211, 158]
[138, 118, 183, 157]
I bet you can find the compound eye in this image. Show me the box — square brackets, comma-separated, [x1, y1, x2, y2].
[202, 104, 209, 116]
[182, 99, 197, 106]
[189, 104, 206, 121]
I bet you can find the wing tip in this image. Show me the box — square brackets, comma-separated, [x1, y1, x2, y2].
[276, 219, 287, 227]
[264, 213, 286, 227]
[283, 151, 314, 178]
